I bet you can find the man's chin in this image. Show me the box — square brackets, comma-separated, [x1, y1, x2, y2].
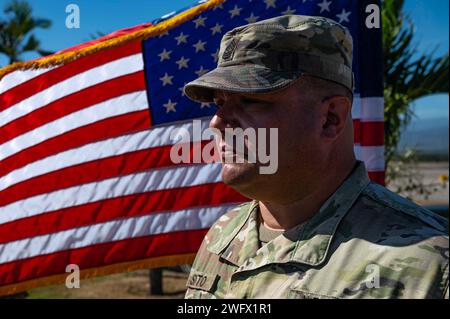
[221, 163, 259, 190]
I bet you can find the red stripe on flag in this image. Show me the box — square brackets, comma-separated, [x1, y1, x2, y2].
[0, 183, 245, 244]
[0, 71, 146, 145]
[353, 119, 360, 144]
[0, 141, 216, 207]
[0, 40, 142, 112]
[353, 119, 384, 146]
[360, 121, 384, 146]
[0, 229, 207, 286]
[0, 110, 151, 178]
[368, 171, 385, 186]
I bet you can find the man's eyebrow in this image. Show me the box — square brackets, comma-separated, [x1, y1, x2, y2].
[212, 92, 273, 103]
[240, 94, 272, 102]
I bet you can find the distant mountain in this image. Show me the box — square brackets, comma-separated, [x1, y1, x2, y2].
[397, 117, 449, 155]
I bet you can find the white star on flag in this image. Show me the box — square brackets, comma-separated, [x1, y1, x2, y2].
[200, 103, 211, 109]
[282, 6, 296, 15]
[158, 30, 169, 38]
[193, 16, 207, 28]
[336, 8, 351, 23]
[195, 66, 209, 77]
[179, 82, 187, 96]
[193, 40, 207, 52]
[160, 73, 174, 86]
[229, 5, 242, 18]
[245, 13, 259, 24]
[175, 32, 189, 45]
[175, 56, 190, 69]
[158, 48, 171, 62]
[210, 23, 223, 35]
[264, 0, 276, 9]
[317, 0, 332, 13]
[163, 99, 177, 113]
[211, 48, 220, 63]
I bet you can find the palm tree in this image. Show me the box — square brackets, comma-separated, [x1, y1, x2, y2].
[0, 0, 52, 65]
[383, 0, 449, 173]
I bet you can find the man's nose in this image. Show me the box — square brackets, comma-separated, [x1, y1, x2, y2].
[209, 114, 226, 132]
[209, 104, 239, 131]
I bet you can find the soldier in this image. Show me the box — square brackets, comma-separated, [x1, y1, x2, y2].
[183, 15, 449, 299]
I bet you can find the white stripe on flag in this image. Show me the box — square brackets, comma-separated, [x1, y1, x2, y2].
[0, 67, 55, 94]
[0, 53, 144, 128]
[0, 91, 149, 161]
[0, 118, 211, 191]
[0, 163, 223, 224]
[0, 203, 235, 264]
[352, 95, 384, 122]
[354, 145, 385, 171]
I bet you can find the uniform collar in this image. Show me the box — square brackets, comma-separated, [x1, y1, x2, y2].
[207, 161, 371, 268]
[289, 160, 370, 265]
[207, 201, 258, 256]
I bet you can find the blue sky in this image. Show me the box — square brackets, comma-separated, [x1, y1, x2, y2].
[0, 0, 448, 122]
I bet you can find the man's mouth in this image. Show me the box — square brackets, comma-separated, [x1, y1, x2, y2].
[220, 144, 249, 162]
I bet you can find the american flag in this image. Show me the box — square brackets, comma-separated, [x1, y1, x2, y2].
[0, 0, 383, 295]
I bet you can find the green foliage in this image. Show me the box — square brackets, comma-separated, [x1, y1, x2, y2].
[0, 0, 52, 65]
[382, 0, 449, 178]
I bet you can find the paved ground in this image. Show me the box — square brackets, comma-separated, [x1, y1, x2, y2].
[387, 161, 449, 205]
[26, 269, 187, 299]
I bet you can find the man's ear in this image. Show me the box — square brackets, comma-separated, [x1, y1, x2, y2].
[321, 96, 352, 139]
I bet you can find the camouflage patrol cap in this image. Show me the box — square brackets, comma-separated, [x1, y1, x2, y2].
[184, 14, 354, 103]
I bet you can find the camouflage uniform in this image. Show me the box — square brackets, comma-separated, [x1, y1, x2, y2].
[183, 16, 449, 299]
[185, 161, 449, 299]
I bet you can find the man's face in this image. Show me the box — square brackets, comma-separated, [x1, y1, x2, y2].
[210, 77, 329, 202]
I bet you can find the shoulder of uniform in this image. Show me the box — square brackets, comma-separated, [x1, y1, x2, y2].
[200, 201, 253, 250]
[217, 201, 253, 227]
[203, 201, 255, 254]
[360, 182, 448, 233]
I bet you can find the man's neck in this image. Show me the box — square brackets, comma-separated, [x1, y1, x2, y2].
[259, 159, 357, 230]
